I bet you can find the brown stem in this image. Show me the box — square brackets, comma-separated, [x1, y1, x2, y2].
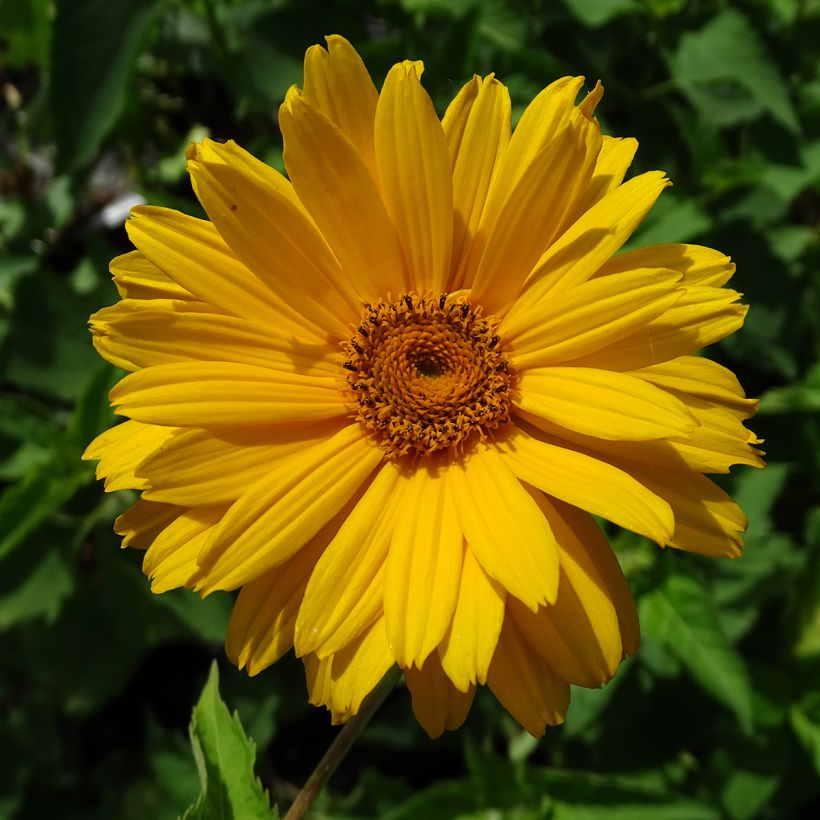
[283, 666, 403, 820]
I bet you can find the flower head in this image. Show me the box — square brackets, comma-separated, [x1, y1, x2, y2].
[85, 35, 762, 738]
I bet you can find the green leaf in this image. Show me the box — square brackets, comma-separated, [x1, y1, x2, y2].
[183, 662, 277, 820]
[639, 572, 754, 733]
[50, 0, 160, 172]
[0, 547, 73, 630]
[791, 692, 820, 774]
[561, 0, 639, 28]
[0, 457, 91, 562]
[759, 363, 820, 414]
[668, 9, 799, 132]
[530, 769, 720, 820]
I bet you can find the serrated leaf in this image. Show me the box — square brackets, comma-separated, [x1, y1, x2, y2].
[183, 662, 277, 820]
[50, 0, 160, 172]
[639, 573, 754, 733]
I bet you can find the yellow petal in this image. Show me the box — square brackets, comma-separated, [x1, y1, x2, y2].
[109, 361, 347, 427]
[487, 614, 570, 738]
[110, 251, 194, 301]
[442, 74, 511, 289]
[515, 366, 698, 440]
[635, 356, 757, 413]
[195, 425, 382, 592]
[571, 135, 638, 215]
[438, 546, 506, 691]
[143, 504, 226, 592]
[126, 206, 320, 341]
[375, 61, 453, 293]
[225, 516, 335, 675]
[518, 488, 625, 684]
[302, 35, 379, 173]
[383, 465, 463, 668]
[139, 421, 347, 506]
[187, 138, 361, 338]
[279, 93, 409, 299]
[503, 268, 682, 365]
[469, 78, 603, 314]
[309, 619, 395, 717]
[83, 420, 176, 492]
[503, 171, 670, 332]
[500, 427, 674, 545]
[549, 499, 640, 656]
[295, 462, 403, 658]
[114, 499, 181, 549]
[90, 299, 339, 374]
[447, 444, 559, 610]
[666, 398, 764, 474]
[599, 243, 735, 287]
[575, 287, 748, 371]
[405, 655, 475, 739]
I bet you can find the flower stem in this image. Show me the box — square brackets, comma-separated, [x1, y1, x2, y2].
[283, 666, 403, 820]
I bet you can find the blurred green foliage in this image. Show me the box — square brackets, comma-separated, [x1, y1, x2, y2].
[1, 0, 819, 817]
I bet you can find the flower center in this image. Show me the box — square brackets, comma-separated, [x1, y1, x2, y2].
[342, 292, 514, 459]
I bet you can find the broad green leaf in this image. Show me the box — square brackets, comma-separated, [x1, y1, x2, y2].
[0, 458, 91, 562]
[50, 0, 160, 171]
[668, 10, 799, 132]
[639, 572, 754, 733]
[792, 508, 820, 660]
[628, 193, 710, 247]
[759, 363, 820, 414]
[561, 0, 639, 28]
[0, 547, 73, 630]
[531, 769, 720, 820]
[183, 662, 277, 820]
[790, 692, 820, 774]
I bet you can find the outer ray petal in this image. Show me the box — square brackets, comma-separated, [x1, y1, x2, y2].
[503, 268, 682, 365]
[502, 171, 670, 333]
[90, 299, 339, 374]
[405, 655, 475, 739]
[225, 513, 339, 675]
[573, 287, 748, 371]
[194, 425, 382, 592]
[109, 361, 347, 427]
[511, 488, 625, 686]
[302, 35, 379, 172]
[383, 465, 463, 668]
[114, 499, 182, 549]
[442, 74, 511, 289]
[187, 139, 359, 338]
[635, 356, 758, 412]
[83, 420, 177, 492]
[600, 243, 735, 287]
[138, 420, 347, 506]
[375, 61, 453, 293]
[110, 251, 194, 301]
[438, 546, 506, 692]
[126, 206, 320, 341]
[550, 499, 640, 656]
[279, 93, 409, 299]
[143, 505, 227, 592]
[514, 366, 698, 441]
[573, 135, 638, 214]
[447, 444, 559, 610]
[468, 78, 602, 314]
[487, 614, 570, 738]
[308, 619, 396, 719]
[295, 462, 403, 658]
[499, 426, 674, 545]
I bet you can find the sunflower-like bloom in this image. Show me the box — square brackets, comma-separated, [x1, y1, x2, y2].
[85, 36, 762, 738]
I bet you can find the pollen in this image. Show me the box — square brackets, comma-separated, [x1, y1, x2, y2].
[342, 293, 515, 458]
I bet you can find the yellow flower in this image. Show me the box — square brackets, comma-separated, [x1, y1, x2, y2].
[85, 35, 763, 738]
